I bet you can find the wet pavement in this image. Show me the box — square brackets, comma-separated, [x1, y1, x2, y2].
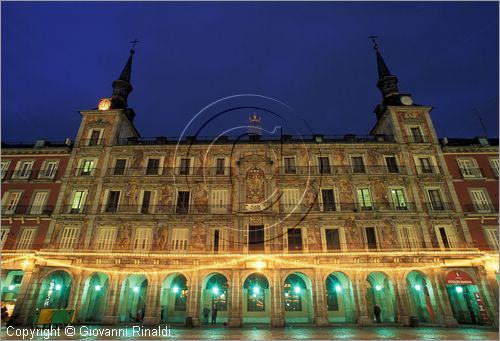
[1, 325, 498, 340]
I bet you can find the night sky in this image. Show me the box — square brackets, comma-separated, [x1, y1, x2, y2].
[2, 2, 499, 142]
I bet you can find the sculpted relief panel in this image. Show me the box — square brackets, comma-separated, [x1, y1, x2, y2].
[246, 168, 265, 204]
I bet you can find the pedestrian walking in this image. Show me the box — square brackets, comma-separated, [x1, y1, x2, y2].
[374, 304, 381, 323]
[211, 304, 218, 325]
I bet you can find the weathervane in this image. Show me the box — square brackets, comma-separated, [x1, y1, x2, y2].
[130, 39, 140, 49]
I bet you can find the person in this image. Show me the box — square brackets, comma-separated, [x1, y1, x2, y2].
[211, 304, 218, 325]
[374, 304, 381, 323]
[203, 307, 210, 324]
[1, 304, 9, 321]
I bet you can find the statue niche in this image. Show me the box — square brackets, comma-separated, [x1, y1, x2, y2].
[246, 168, 265, 203]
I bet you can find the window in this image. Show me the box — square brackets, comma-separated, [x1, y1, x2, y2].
[282, 188, 299, 212]
[418, 157, 433, 174]
[318, 156, 331, 174]
[427, 189, 444, 210]
[40, 161, 59, 179]
[30, 191, 48, 214]
[357, 188, 373, 211]
[351, 156, 366, 173]
[88, 129, 102, 146]
[211, 189, 228, 213]
[1, 227, 10, 249]
[320, 189, 336, 211]
[17, 228, 35, 250]
[213, 229, 222, 252]
[211, 228, 228, 252]
[80, 160, 94, 176]
[179, 158, 191, 175]
[390, 188, 408, 210]
[385, 156, 399, 173]
[470, 189, 493, 212]
[133, 228, 152, 251]
[70, 190, 87, 213]
[15, 161, 34, 179]
[248, 225, 265, 251]
[490, 158, 499, 177]
[176, 191, 190, 214]
[146, 158, 160, 175]
[114, 159, 126, 175]
[284, 157, 296, 174]
[287, 228, 303, 251]
[60, 226, 80, 249]
[483, 227, 499, 250]
[365, 227, 378, 249]
[435, 226, 456, 249]
[457, 159, 481, 178]
[2, 191, 22, 214]
[397, 226, 418, 249]
[1, 160, 10, 179]
[215, 158, 225, 175]
[96, 228, 116, 250]
[410, 127, 424, 143]
[325, 228, 341, 250]
[105, 191, 120, 213]
[140, 190, 153, 213]
[171, 228, 188, 251]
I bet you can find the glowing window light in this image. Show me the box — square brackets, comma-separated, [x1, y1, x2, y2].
[133, 286, 139, 293]
[294, 286, 301, 294]
[95, 285, 101, 291]
[252, 286, 260, 294]
[8, 285, 15, 291]
[414, 284, 421, 291]
[173, 286, 179, 293]
[335, 285, 342, 292]
[212, 287, 219, 295]
[375, 285, 382, 291]
[285, 292, 289, 297]
[55, 284, 62, 291]
[456, 286, 463, 293]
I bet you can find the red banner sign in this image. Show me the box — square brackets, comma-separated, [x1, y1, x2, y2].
[445, 270, 474, 285]
[473, 292, 489, 322]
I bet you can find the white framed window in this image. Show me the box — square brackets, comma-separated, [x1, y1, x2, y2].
[469, 189, 493, 213]
[60, 226, 80, 250]
[171, 228, 188, 251]
[363, 226, 378, 250]
[390, 187, 408, 210]
[17, 228, 36, 250]
[215, 157, 227, 175]
[350, 155, 366, 173]
[133, 228, 152, 251]
[2, 191, 23, 214]
[317, 156, 331, 174]
[77, 159, 95, 176]
[385, 155, 399, 173]
[176, 157, 193, 175]
[211, 189, 228, 213]
[96, 227, 116, 250]
[283, 156, 297, 174]
[457, 158, 482, 178]
[70, 190, 88, 213]
[30, 191, 49, 214]
[282, 188, 299, 212]
[319, 188, 338, 211]
[286, 227, 304, 251]
[175, 190, 190, 214]
[483, 227, 499, 250]
[39, 160, 59, 179]
[356, 187, 373, 211]
[397, 225, 419, 249]
[489, 158, 499, 178]
[435, 225, 457, 249]
[14, 160, 34, 179]
[426, 188, 445, 210]
[1, 227, 10, 249]
[321, 227, 346, 251]
[414, 155, 438, 174]
[1, 160, 11, 179]
[87, 129, 103, 146]
[113, 158, 127, 175]
[138, 190, 156, 214]
[408, 126, 425, 143]
[211, 227, 228, 252]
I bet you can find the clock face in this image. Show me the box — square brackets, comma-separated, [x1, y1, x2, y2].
[400, 95, 413, 106]
[98, 98, 111, 111]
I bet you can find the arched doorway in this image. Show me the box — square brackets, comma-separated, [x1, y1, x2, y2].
[160, 274, 187, 324]
[406, 271, 437, 323]
[366, 272, 397, 323]
[117, 275, 148, 323]
[35, 270, 72, 310]
[445, 270, 488, 325]
[79, 272, 109, 322]
[200, 273, 229, 325]
[284, 272, 313, 324]
[1, 270, 25, 318]
[325, 272, 355, 323]
[242, 273, 270, 324]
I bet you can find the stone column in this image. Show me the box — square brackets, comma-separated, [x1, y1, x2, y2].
[105, 274, 123, 324]
[15, 267, 43, 326]
[186, 271, 200, 326]
[393, 276, 410, 325]
[11, 266, 37, 326]
[475, 266, 499, 328]
[271, 269, 284, 326]
[354, 271, 371, 325]
[313, 270, 328, 326]
[143, 274, 160, 325]
[228, 269, 242, 327]
[431, 270, 458, 327]
[69, 272, 86, 323]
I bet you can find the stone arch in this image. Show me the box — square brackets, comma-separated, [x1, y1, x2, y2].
[325, 271, 355, 323]
[160, 273, 188, 324]
[200, 272, 230, 324]
[405, 270, 438, 323]
[283, 272, 314, 324]
[35, 269, 73, 310]
[366, 271, 397, 323]
[242, 272, 271, 324]
[79, 272, 109, 322]
[117, 274, 148, 323]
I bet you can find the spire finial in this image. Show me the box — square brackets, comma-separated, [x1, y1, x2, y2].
[368, 34, 379, 50]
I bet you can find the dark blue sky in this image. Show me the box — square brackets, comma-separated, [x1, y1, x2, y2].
[2, 1, 499, 142]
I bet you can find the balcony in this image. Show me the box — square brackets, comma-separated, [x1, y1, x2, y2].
[1, 205, 54, 216]
[79, 138, 104, 147]
[278, 166, 407, 176]
[415, 166, 440, 175]
[459, 167, 484, 179]
[94, 204, 233, 215]
[406, 135, 430, 143]
[463, 204, 497, 214]
[61, 205, 89, 214]
[105, 167, 234, 177]
[425, 202, 454, 212]
[2, 169, 60, 181]
[74, 168, 99, 177]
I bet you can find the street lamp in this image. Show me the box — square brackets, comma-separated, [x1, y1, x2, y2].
[335, 285, 342, 292]
[8, 285, 15, 291]
[294, 286, 301, 294]
[375, 285, 382, 291]
[55, 284, 62, 291]
[133, 286, 139, 293]
[414, 284, 421, 291]
[173, 286, 179, 293]
[212, 287, 219, 295]
[253, 286, 260, 294]
[456, 286, 463, 293]
[95, 285, 101, 291]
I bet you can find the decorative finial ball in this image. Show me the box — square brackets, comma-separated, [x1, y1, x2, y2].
[130, 49, 135, 55]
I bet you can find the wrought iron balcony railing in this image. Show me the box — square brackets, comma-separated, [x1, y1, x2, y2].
[2, 169, 61, 181]
[1, 205, 54, 216]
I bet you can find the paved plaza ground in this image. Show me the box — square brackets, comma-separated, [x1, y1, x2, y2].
[1, 325, 499, 340]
